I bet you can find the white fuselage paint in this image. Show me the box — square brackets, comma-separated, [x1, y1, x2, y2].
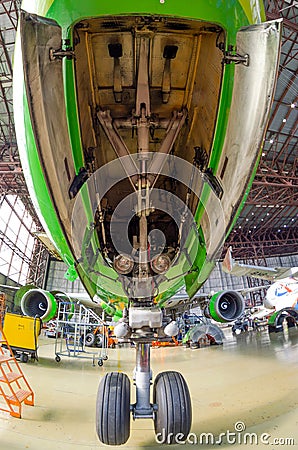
[264, 277, 298, 311]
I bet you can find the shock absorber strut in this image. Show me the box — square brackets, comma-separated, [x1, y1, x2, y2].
[132, 342, 155, 419]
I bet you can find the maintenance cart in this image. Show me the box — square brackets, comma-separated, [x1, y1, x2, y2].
[54, 301, 108, 366]
[3, 312, 42, 362]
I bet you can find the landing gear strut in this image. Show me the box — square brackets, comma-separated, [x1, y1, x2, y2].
[95, 26, 192, 445]
[96, 337, 192, 445]
[132, 343, 154, 419]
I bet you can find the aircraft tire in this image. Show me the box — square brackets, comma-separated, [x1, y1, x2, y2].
[85, 332, 95, 347]
[96, 372, 130, 445]
[153, 371, 192, 444]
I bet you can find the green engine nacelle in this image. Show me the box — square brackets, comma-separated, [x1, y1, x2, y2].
[206, 290, 245, 323]
[21, 288, 58, 322]
[20, 287, 113, 323]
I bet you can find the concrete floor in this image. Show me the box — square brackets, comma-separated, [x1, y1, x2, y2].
[0, 327, 298, 450]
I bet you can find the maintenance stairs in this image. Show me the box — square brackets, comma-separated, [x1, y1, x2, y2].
[54, 301, 108, 366]
[0, 295, 34, 418]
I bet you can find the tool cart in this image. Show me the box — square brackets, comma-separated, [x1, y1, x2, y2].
[3, 313, 42, 362]
[54, 301, 108, 366]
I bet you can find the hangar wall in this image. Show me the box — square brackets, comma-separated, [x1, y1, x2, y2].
[45, 259, 86, 294]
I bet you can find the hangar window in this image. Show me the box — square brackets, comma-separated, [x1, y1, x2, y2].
[0, 195, 37, 285]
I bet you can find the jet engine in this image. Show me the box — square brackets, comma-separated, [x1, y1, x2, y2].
[20, 288, 59, 322]
[204, 290, 245, 323]
[18, 286, 103, 322]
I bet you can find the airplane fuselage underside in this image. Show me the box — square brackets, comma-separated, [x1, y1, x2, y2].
[14, 1, 281, 444]
[17, 7, 281, 311]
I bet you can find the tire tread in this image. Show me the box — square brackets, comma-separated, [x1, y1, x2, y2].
[96, 372, 130, 445]
[153, 370, 192, 443]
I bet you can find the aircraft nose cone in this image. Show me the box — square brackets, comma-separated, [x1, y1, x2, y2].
[263, 285, 276, 309]
[263, 296, 274, 309]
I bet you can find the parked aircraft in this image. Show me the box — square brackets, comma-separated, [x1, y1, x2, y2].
[12, 0, 281, 444]
[223, 247, 298, 331]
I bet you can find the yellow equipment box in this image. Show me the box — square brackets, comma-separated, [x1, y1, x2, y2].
[3, 313, 41, 352]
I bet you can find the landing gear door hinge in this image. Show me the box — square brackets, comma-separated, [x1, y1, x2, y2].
[223, 49, 249, 66]
[49, 47, 75, 60]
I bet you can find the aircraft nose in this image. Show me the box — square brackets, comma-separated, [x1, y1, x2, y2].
[263, 296, 274, 309]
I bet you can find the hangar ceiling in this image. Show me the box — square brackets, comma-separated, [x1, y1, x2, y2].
[0, 0, 297, 285]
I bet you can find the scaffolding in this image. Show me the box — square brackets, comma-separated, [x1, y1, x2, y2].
[54, 302, 108, 366]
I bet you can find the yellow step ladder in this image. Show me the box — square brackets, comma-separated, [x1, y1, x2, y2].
[0, 318, 34, 418]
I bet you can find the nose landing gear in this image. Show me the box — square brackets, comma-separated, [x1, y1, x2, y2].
[96, 334, 192, 445]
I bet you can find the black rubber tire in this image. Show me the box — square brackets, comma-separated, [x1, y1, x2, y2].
[55, 355, 61, 363]
[95, 333, 103, 347]
[20, 353, 28, 363]
[98, 359, 103, 367]
[96, 372, 130, 445]
[153, 371, 192, 444]
[85, 332, 95, 347]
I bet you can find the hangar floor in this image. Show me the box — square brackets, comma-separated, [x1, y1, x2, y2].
[0, 327, 297, 450]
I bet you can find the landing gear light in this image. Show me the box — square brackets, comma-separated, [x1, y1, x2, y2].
[113, 254, 134, 274]
[151, 254, 171, 274]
